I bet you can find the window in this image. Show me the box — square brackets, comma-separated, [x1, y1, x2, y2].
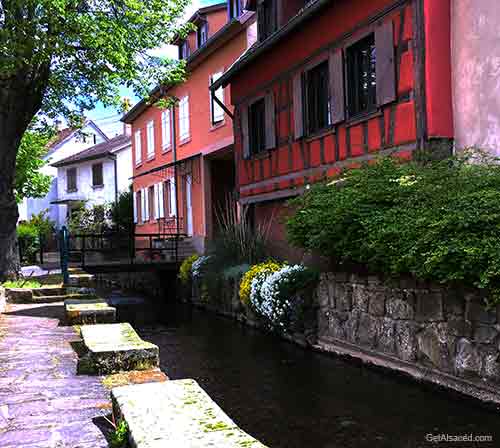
[146, 121, 155, 159]
[161, 109, 171, 150]
[257, 0, 277, 41]
[148, 186, 155, 221]
[179, 96, 190, 141]
[179, 40, 190, 60]
[141, 187, 149, 222]
[248, 98, 266, 155]
[134, 130, 142, 165]
[67, 167, 77, 192]
[92, 163, 103, 187]
[133, 191, 139, 223]
[304, 61, 331, 135]
[197, 22, 208, 48]
[228, 0, 242, 19]
[347, 33, 377, 117]
[169, 179, 177, 216]
[210, 72, 224, 125]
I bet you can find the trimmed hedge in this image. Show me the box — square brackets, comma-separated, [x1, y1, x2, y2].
[286, 152, 500, 304]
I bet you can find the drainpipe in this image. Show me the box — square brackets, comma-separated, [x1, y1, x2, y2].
[171, 106, 180, 236]
[110, 154, 118, 203]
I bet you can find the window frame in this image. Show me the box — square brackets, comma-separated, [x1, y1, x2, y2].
[303, 59, 331, 136]
[197, 21, 208, 48]
[179, 40, 190, 60]
[257, 0, 277, 41]
[178, 96, 190, 143]
[134, 130, 142, 165]
[210, 72, 225, 126]
[91, 162, 104, 188]
[345, 32, 377, 119]
[248, 96, 267, 156]
[161, 109, 172, 151]
[66, 167, 77, 192]
[229, 0, 242, 19]
[146, 120, 155, 160]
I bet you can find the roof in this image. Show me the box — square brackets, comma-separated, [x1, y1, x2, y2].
[45, 120, 109, 157]
[51, 134, 131, 168]
[210, 0, 328, 91]
[122, 10, 255, 124]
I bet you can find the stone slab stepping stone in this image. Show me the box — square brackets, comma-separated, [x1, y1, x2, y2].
[67, 273, 95, 288]
[65, 298, 116, 325]
[77, 323, 159, 375]
[107, 296, 146, 306]
[111, 379, 268, 448]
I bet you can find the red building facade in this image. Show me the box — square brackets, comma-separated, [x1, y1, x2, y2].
[213, 0, 453, 259]
[123, 2, 256, 254]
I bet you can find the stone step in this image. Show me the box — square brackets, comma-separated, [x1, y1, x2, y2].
[77, 323, 159, 375]
[65, 298, 116, 325]
[66, 273, 96, 288]
[111, 380, 267, 448]
[30, 293, 98, 304]
[31, 286, 66, 297]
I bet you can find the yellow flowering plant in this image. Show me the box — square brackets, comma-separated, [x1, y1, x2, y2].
[178, 254, 199, 285]
[239, 260, 284, 305]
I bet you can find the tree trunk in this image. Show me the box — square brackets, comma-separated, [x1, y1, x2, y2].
[0, 76, 44, 280]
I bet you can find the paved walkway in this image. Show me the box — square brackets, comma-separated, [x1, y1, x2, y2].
[0, 302, 111, 448]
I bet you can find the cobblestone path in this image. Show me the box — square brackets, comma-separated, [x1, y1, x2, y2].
[0, 302, 111, 448]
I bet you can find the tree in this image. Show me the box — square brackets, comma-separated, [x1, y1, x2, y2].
[0, 0, 191, 278]
[109, 190, 134, 233]
[15, 126, 53, 203]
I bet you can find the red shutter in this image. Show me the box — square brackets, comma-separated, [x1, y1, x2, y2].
[265, 91, 276, 150]
[293, 72, 304, 139]
[329, 49, 345, 124]
[375, 21, 396, 106]
[241, 105, 250, 159]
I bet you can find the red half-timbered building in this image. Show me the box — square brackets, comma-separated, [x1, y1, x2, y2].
[212, 0, 453, 259]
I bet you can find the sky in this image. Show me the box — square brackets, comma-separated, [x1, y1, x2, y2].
[87, 0, 222, 137]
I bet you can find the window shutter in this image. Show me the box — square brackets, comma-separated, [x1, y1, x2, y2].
[170, 179, 177, 217]
[159, 182, 165, 218]
[241, 106, 250, 159]
[375, 21, 396, 106]
[144, 188, 149, 221]
[329, 49, 345, 124]
[264, 91, 276, 150]
[293, 72, 304, 139]
[133, 192, 138, 223]
[141, 189, 146, 223]
[153, 184, 159, 220]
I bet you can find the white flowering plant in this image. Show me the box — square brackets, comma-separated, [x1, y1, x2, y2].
[249, 264, 319, 331]
[191, 255, 211, 279]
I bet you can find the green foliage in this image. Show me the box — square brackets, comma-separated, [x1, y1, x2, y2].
[68, 204, 110, 234]
[287, 150, 500, 304]
[179, 254, 199, 285]
[3, 279, 42, 289]
[2, 0, 192, 119]
[110, 420, 128, 448]
[17, 210, 55, 265]
[15, 126, 54, 202]
[222, 264, 250, 281]
[109, 190, 134, 233]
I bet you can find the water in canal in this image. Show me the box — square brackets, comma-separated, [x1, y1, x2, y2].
[118, 299, 500, 448]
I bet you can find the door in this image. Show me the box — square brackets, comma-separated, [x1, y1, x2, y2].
[185, 175, 193, 236]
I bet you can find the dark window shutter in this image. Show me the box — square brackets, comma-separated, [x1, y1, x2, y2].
[264, 91, 276, 150]
[293, 72, 304, 139]
[375, 21, 396, 106]
[329, 49, 345, 124]
[241, 105, 250, 159]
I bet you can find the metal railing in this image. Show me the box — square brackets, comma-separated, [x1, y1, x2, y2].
[65, 230, 185, 267]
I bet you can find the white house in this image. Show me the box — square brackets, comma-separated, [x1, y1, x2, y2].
[18, 120, 108, 226]
[51, 134, 132, 228]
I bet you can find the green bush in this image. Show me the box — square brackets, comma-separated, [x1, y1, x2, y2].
[179, 254, 199, 284]
[17, 222, 40, 264]
[286, 151, 500, 305]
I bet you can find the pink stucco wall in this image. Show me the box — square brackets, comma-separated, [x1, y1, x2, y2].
[452, 0, 500, 153]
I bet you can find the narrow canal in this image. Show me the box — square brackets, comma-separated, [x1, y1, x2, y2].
[119, 299, 500, 448]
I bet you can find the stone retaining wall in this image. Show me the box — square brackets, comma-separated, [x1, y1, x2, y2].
[189, 271, 500, 404]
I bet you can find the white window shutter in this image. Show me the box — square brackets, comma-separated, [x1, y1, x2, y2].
[144, 188, 149, 221]
[153, 184, 159, 220]
[147, 121, 155, 158]
[135, 131, 142, 164]
[140, 189, 145, 223]
[133, 191, 138, 223]
[211, 72, 224, 123]
[159, 183, 165, 218]
[170, 179, 177, 217]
